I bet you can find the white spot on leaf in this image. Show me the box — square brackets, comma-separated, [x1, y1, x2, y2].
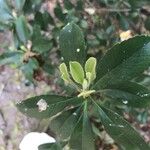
[37, 99, 48, 112]
[76, 48, 80, 52]
[122, 100, 128, 104]
[73, 112, 77, 116]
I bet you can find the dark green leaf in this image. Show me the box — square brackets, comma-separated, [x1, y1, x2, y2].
[54, 3, 65, 21]
[17, 95, 83, 119]
[94, 103, 150, 150]
[76, 0, 84, 10]
[15, 15, 30, 44]
[64, 0, 74, 10]
[38, 143, 62, 150]
[100, 81, 150, 108]
[69, 103, 95, 150]
[23, 0, 41, 13]
[34, 11, 54, 30]
[59, 23, 86, 65]
[32, 39, 52, 54]
[94, 36, 150, 89]
[118, 14, 129, 30]
[32, 25, 52, 53]
[145, 17, 150, 31]
[50, 107, 81, 140]
[21, 58, 38, 81]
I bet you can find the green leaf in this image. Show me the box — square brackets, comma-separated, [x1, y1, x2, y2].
[14, 0, 25, 11]
[38, 143, 62, 150]
[59, 63, 70, 83]
[17, 95, 83, 119]
[94, 104, 150, 150]
[64, 0, 74, 10]
[85, 57, 97, 82]
[32, 25, 52, 53]
[50, 107, 82, 140]
[59, 22, 86, 65]
[100, 81, 150, 108]
[69, 103, 95, 150]
[94, 36, 150, 90]
[0, 0, 12, 22]
[0, 51, 23, 66]
[70, 61, 84, 84]
[15, 15, 30, 44]
[54, 3, 65, 21]
[34, 11, 54, 30]
[21, 58, 38, 81]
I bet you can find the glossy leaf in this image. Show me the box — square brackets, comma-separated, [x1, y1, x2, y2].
[17, 95, 83, 119]
[100, 81, 150, 108]
[94, 36, 150, 89]
[70, 61, 84, 84]
[94, 103, 150, 150]
[69, 103, 95, 150]
[59, 23, 86, 65]
[50, 107, 81, 140]
[15, 15, 30, 44]
[38, 143, 62, 150]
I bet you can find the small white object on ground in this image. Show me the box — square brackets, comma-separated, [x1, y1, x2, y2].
[19, 132, 56, 150]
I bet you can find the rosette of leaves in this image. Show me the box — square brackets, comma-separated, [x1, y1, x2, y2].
[17, 23, 150, 150]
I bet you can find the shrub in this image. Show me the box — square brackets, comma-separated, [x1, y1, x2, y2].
[17, 23, 150, 150]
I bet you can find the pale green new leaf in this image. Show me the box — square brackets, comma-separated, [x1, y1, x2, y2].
[70, 61, 84, 84]
[85, 57, 96, 82]
[59, 63, 70, 83]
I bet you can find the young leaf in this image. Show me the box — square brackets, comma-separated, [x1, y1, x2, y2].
[16, 95, 83, 119]
[100, 81, 150, 108]
[69, 104, 95, 150]
[94, 36, 150, 89]
[70, 61, 84, 84]
[59, 63, 70, 83]
[59, 23, 86, 65]
[85, 57, 97, 82]
[94, 104, 150, 150]
[15, 15, 30, 44]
